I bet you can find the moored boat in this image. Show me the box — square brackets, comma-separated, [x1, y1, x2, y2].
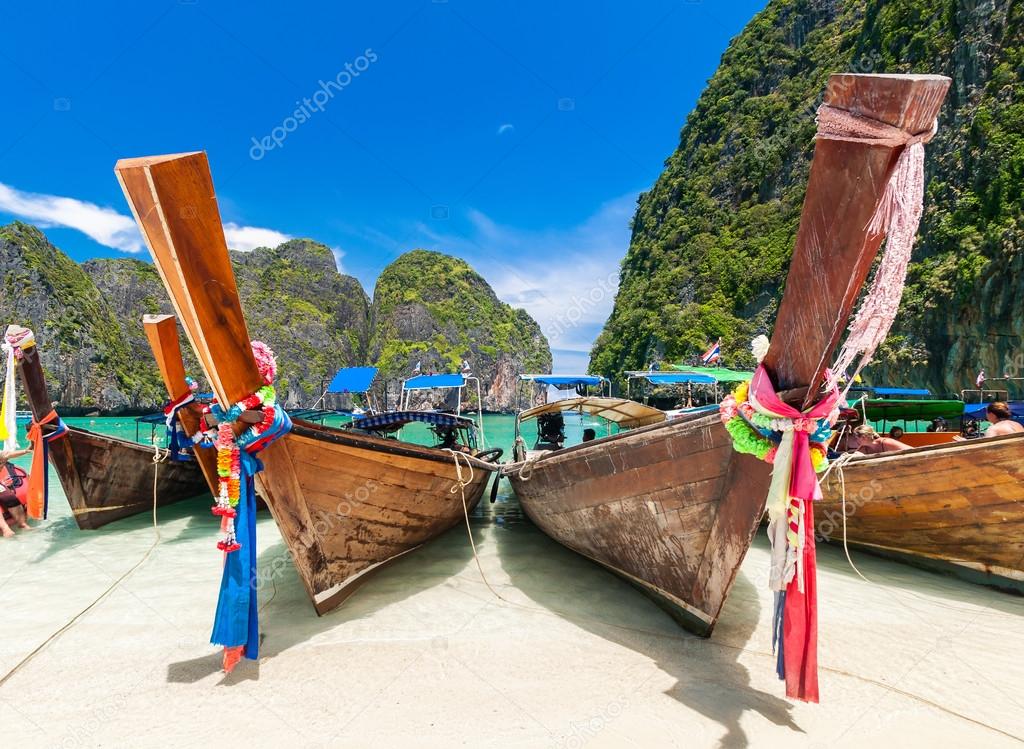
[819, 417, 1024, 592]
[118, 153, 503, 619]
[503, 73, 952, 645]
[5, 324, 209, 529]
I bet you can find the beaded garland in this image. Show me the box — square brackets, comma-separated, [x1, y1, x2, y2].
[207, 357, 280, 553]
[719, 381, 830, 473]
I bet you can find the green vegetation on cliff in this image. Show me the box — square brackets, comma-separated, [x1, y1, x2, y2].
[371, 250, 551, 408]
[591, 0, 1023, 395]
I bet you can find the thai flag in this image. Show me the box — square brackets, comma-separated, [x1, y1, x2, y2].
[701, 339, 721, 365]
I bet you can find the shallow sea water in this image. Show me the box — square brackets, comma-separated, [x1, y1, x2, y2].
[1, 415, 1023, 747]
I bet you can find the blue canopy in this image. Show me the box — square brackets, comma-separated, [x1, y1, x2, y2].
[872, 387, 932, 397]
[351, 410, 473, 431]
[521, 374, 605, 389]
[964, 401, 1024, 421]
[403, 373, 466, 390]
[327, 366, 378, 394]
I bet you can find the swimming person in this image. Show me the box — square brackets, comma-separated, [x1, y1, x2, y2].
[0, 445, 32, 537]
[982, 401, 1024, 437]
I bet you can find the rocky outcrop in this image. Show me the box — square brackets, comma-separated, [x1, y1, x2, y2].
[232, 239, 371, 408]
[0, 223, 159, 411]
[591, 0, 1024, 397]
[0, 226, 550, 413]
[370, 250, 551, 411]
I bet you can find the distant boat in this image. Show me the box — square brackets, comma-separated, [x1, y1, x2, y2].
[6, 325, 208, 529]
[503, 73, 952, 637]
[120, 153, 502, 616]
[819, 388, 1024, 592]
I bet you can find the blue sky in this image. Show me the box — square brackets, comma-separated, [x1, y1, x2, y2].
[0, 0, 766, 371]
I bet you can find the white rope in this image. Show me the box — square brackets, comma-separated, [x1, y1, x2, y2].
[0, 443, 167, 688]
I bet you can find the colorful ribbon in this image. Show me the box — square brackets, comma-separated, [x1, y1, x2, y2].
[25, 410, 68, 520]
[747, 364, 839, 703]
[163, 391, 196, 462]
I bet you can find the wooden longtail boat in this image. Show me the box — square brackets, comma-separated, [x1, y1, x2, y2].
[819, 433, 1024, 592]
[117, 152, 502, 615]
[9, 326, 209, 529]
[504, 73, 951, 636]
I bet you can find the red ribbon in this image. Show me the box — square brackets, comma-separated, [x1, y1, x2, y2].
[749, 365, 839, 703]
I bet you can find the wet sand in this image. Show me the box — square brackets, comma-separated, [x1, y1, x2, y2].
[1, 475, 1022, 748]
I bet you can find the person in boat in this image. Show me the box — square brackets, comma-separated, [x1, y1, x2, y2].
[0, 445, 33, 537]
[888, 426, 905, 440]
[926, 417, 948, 433]
[535, 412, 565, 451]
[850, 425, 912, 454]
[582, 428, 596, 442]
[982, 401, 1024, 437]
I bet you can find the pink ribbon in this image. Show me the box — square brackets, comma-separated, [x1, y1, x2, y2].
[749, 365, 839, 502]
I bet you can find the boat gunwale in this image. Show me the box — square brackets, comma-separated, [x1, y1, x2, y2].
[502, 410, 720, 475]
[836, 430, 1024, 466]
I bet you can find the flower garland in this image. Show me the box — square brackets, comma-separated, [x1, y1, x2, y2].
[209, 383, 278, 553]
[719, 380, 831, 473]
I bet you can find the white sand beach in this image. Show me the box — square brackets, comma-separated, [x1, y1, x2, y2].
[1, 471, 1022, 748]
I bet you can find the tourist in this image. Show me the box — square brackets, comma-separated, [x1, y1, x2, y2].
[582, 428, 596, 442]
[983, 401, 1024, 437]
[851, 425, 912, 454]
[888, 426, 905, 440]
[0, 445, 33, 537]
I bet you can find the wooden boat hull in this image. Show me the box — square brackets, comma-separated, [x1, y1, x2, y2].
[818, 434, 1024, 592]
[259, 419, 493, 613]
[52, 427, 210, 530]
[506, 412, 770, 635]
[10, 331, 209, 530]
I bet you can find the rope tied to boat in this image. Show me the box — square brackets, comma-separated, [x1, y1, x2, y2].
[0, 442, 167, 690]
[446, 449, 515, 604]
[815, 104, 938, 390]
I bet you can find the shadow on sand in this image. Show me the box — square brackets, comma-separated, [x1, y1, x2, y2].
[491, 486, 801, 748]
[166, 500, 485, 685]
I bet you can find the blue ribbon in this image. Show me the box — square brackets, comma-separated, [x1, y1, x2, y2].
[208, 405, 291, 663]
[210, 450, 262, 658]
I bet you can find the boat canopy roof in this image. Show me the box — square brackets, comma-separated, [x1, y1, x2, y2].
[863, 399, 964, 421]
[519, 374, 607, 389]
[661, 365, 753, 383]
[868, 386, 932, 397]
[628, 371, 715, 385]
[403, 373, 465, 390]
[518, 397, 666, 429]
[327, 366, 378, 394]
[964, 401, 1024, 421]
[349, 410, 475, 433]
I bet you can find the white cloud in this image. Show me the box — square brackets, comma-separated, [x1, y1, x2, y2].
[405, 192, 638, 371]
[0, 181, 144, 253]
[0, 180, 293, 256]
[222, 222, 292, 252]
[330, 246, 346, 273]
[496, 123, 515, 136]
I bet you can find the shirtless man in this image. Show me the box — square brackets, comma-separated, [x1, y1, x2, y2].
[850, 425, 912, 455]
[983, 401, 1024, 437]
[0, 445, 32, 537]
